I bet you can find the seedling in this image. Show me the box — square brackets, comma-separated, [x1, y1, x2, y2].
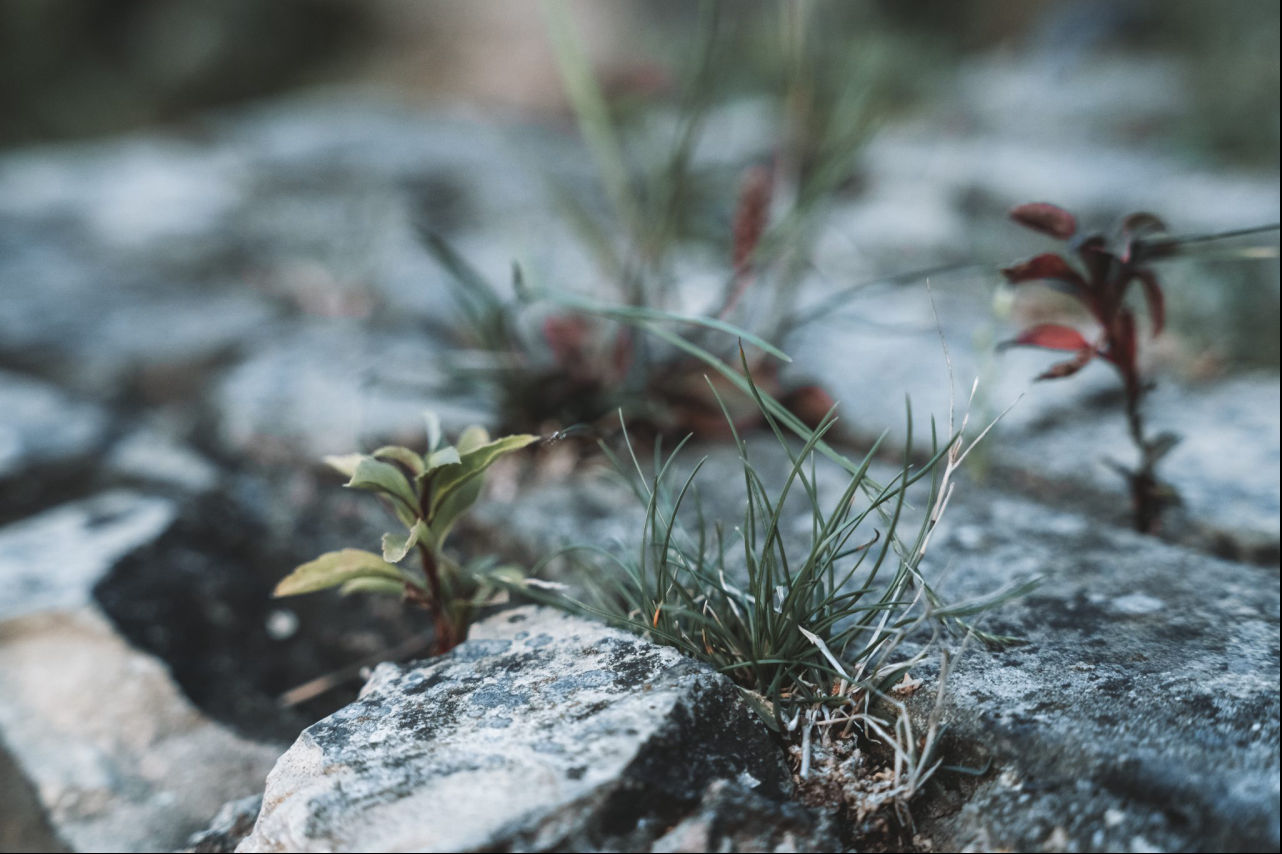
[273, 415, 537, 654]
[999, 202, 1181, 533]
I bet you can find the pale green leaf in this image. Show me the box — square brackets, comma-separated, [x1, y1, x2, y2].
[430, 433, 538, 516]
[426, 476, 483, 550]
[456, 425, 490, 455]
[346, 457, 421, 518]
[382, 520, 428, 563]
[339, 577, 408, 597]
[424, 411, 443, 453]
[372, 446, 426, 477]
[425, 446, 461, 471]
[274, 549, 407, 597]
[323, 454, 366, 479]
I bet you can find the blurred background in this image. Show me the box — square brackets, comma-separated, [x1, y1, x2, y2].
[2, 0, 1278, 166]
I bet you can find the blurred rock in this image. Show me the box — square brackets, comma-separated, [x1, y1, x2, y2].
[997, 372, 1281, 561]
[0, 608, 279, 853]
[905, 488, 1280, 853]
[211, 321, 489, 462]
[0, 492, 278, 852]
[238, 605, 793, 853]
[184, 794, 262, 854]
[0, 491, 176, 620]
[0, 369, 108, 479]
[105, 428, 221, 493]
[787, 282, 1281, 560]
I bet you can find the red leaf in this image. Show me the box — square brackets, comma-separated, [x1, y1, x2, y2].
[1001, 253, 1090, 298]
[1135, 269, 1165, 336]
[1119, 212, 1167, 263]
[1010, 203, 1077, 239]
[1008, 323, 1094, 352]
[1036, 348, 1095, 381]
[542, 315, 590, 366]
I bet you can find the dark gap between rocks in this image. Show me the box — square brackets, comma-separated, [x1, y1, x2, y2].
[92, 491, 432, 743]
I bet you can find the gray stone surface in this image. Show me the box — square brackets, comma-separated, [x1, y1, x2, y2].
[0, 491, 177, 620]
[104, 428, 221, 494]
[902, 487, 1280, 853]
[0, 370, 108, 479]
[0, 492, 279, 852]
[650, 779, 841, 853]
[211, 322, 489, 461]
[997, 373, 1281, 559]
[787, 280, 1281, 559]
[0, 608, 279, 854]
[185, 795, 263, 854]
[237, 605, 793, 853]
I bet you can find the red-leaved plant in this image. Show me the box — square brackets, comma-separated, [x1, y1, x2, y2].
[1000, 202, 1180, 533]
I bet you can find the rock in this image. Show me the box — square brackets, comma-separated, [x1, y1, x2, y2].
[185, 795, 263, 854]
[237, 605, 793, 853]
[995, 373, 1281, 561]
[0, 493, 280, 852]
[0, 369, 108, 480]
[903, 487, 1280, 853]
[105, 429, 221, 494]
[0, 608, 279, 854]
[0, 214, 277, 395]
[788, 281, 1280, 560]
[211, 321, 490, 461]
[0, 491, 177, 620]
[650, 779, 841, 853]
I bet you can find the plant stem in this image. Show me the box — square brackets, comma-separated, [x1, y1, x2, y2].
[1121, 372, 1163, 534]
[417, 542, 457, 654]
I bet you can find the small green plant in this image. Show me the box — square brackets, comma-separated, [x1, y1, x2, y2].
[273, 415, 537, 654]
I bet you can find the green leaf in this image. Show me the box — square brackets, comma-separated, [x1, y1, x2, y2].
[274, 549, 407, 597]
[425, 411, 443, 453]
[456, 425, 491, 455]
[323, 454, 366, 479]
[426, 476, 483, 551]
[382, 520, 428, 563]
[339, 577, 408, 598]
[345, 457, 421, 519]
[430, 433, 538, 517]
[372, 446, 426, 477]
[424, 446, 461, 471]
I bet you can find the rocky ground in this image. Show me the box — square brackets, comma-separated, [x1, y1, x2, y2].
[0, 50, 1278, 853]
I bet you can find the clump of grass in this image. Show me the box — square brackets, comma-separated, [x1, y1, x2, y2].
[536, 347, 1026, 714]
[416, 0, 895, 441]
[513, 346, 1029, 832]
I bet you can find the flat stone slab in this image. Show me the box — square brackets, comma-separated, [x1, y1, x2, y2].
[997, 373, 1281, 560]
[905, 488, 1280, 853]
[238, 605, 793, 853]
